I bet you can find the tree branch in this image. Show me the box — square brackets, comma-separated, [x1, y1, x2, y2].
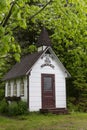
[2, 1, 16, 27]
[5, 0, 52, 35]
[29, 0, 52, 20]
[3, 0, 53, 37]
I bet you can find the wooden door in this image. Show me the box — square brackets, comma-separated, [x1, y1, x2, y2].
[41, 74, 55, 109]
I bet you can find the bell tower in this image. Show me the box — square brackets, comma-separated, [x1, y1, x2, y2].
[36, 27, 51, 51]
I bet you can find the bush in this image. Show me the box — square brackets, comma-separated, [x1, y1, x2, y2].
[67, 98, 78, 112]
[8, 101, 28, 116]
[8, 101, 19, 116]
[68, 97, 87, 113]
[0, 100, 28, 116]
[0, 89, 5, 101]
[18, 101, 28, 115]
[0, 99, 8, 114]
[68, 101, 78, 113]
[77, 98, 87, 112]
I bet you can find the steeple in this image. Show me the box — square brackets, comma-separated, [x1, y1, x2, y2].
[36, 27, 51, 51]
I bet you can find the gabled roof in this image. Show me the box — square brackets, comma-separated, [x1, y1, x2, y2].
[4, 27, 71, 81]
[4, 51, 43, 80]
[4, 47, 71, 81]
[36, 27, 51, 47]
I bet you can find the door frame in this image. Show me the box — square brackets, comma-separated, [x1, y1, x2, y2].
[41, 74, 55, 109]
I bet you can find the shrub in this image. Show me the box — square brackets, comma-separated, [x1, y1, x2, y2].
[18, 101, 28, 115]
[0, 99, 8, 114]
[67, 98, 78, 112]
[77, 98, 87, 112]
[8, 101, 19, 116]
[0, 89, 5, 101]
[8, 101, 28, 116]
[0, 100, 28, 116]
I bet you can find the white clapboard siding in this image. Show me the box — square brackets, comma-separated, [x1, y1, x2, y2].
[29, 54, 67, 111]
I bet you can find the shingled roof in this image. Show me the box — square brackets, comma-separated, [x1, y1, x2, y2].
[36, 27, 51, 47]
[4, 28, 52, 81]
[4, 51, 43, 80]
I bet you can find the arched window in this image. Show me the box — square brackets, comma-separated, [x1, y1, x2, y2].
[13, 81, 17, 96]
[7, 81, 11, 96]
[20, 79, 24, 96]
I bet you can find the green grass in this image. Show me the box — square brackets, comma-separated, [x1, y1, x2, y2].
[0, 112, 87, 130]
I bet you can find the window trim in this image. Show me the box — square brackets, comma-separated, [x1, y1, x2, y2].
[7, 81, 11, 96]
[13, 81, 17, 96]
[20, 79, 24, 96]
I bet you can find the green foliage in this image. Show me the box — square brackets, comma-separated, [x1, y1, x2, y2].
[8, 101, 28, 116]
[0, 0, 87, 111]
[68, 97, 87, 113]
[28, 45, 37, 53]
[0, 89, 4, 101]
[17, 101, 28, 115]
[77, 98, 87, 112]
[0, 82, 5, 101]
[67, 97, 78, 112]
[8, 101, 19, 116]
[67, 77, 87, 112]
[0, 99, 8, 114]
[0, 0, 6, 11]
[0, 100, 28, 116]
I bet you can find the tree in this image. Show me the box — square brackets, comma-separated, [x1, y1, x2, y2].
[0, 0, 52, 100]
[0, 0, 52, 60]
[0, 0, 87, 111]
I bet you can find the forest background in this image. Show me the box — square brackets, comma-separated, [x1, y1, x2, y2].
[0, 0, 87, 112]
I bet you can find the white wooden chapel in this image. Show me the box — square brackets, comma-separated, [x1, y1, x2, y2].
[4, 28, 71, 114]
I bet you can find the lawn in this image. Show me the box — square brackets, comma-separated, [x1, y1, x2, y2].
[0, 112, 87, 130]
